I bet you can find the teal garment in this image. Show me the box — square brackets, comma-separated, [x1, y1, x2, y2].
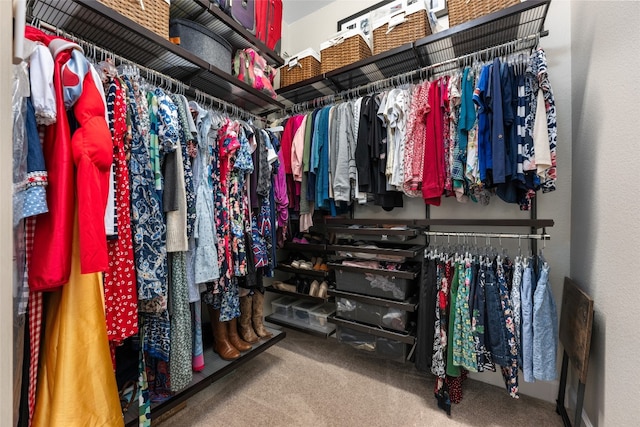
[453, 260, 478, 372]
[312, 107, 331, 210]
[446, 262, 462, 377]
[452, 67, 477, 190]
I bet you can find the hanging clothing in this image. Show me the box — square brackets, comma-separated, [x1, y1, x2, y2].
[422, 79, 445, 204]
[33, 216, 123, 427]
[104, 78, 138, 344]
[521, 257, 535, 382]
[531, 48, 558, 193]
[532, 260, 558, 381]
[26, 27, 112, 291]
[125, 77, 167, 303]
[415, 256, 437, 373]
[446, 261, 461, 377]
[496, 259, 519, 398]
[471, 261, 495, 372]
[169, 252, 192, 392]
[452, 259, 478, 372]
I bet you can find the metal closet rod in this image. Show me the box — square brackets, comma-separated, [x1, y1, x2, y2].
[424, 231, 551, 241]
[34, 20, 259, 122]
[282, 31, 545, 116]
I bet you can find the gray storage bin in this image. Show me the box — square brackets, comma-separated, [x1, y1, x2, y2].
[336, 325, 376, 352]
[170, 19, 233, 74]
[333, 267, 416, 301]
[336, 298, 408, 332]
[336, 297, 357, 321]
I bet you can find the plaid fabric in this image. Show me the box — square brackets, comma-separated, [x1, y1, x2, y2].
[16, 220, 29, 315]
[26, 128, 46, 425]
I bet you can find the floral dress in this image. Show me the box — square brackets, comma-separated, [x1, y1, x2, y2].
[125, 79, 167, 305]
[230, 126, 254, 276]
[453, 258, 478, 371]
[104, 78, 138, 344]
[497, 260, 520, 398]
[431, 260, 448, 378]
[472, 260, 495, 372]
[531, 48, 557, 193]
[203, 118, 241, 322]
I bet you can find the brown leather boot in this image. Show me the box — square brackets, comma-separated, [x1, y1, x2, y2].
[227, 317, 252, 352]
[252, 291, 273, 339]
[239, 295, 260, 343]
[207, 304, 240, 361]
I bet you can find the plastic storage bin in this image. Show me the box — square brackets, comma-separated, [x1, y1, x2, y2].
[270, 296, 298, 319]
[291, 300, 322, 324]
[333, 266, 416, 301]
[309, 303, 335, 328]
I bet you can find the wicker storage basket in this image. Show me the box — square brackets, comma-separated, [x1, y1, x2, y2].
[280, 48, 321, 87]
[373, 8, 430, 55]
[99, 0, 170, 39]
[448, 0, 520, 28]
[320, 30, 372, 74]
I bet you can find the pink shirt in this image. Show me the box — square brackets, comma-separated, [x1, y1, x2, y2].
[291, 118, 307, 182]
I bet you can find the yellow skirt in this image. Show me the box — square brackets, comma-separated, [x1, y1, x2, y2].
[33, 215, 124, 427]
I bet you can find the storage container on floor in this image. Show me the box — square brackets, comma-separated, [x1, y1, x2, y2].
[309, 302, 335, 328]
[291, 300, 322, 324]
[270, 296, 298, 319]
[335, 325, 410, 362]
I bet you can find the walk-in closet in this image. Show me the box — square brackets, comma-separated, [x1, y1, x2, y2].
[4, 1, 639, 426]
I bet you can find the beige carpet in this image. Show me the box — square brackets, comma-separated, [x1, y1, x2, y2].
[158, 327, 562, 427]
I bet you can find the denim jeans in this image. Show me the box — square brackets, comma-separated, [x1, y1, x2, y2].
[484, 266, 510, 367]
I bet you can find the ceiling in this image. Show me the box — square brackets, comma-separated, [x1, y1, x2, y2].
[283, 0, 337, 24]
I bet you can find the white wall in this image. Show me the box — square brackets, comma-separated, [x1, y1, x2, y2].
[1, 1, 14, 425]
[282, 0, 382, 56]
[570, 1, 640, 426]
[282, 0, 573, 404]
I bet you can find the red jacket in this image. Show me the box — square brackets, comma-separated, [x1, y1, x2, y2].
[26, 26, 112, 291]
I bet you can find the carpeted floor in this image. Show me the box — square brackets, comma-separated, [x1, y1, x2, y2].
[158, 327, 563, 427]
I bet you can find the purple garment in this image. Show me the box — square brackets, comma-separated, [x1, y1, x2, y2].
[274, 148, 289, 228]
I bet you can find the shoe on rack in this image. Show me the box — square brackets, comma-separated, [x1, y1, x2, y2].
[313, 257, 324, 271]
[291, 260, 301, 269]
[298, 261, 314, 270]
[309, 280, 320, 297]
[300, 278, 311, 295]
[317, 281, 329, 299]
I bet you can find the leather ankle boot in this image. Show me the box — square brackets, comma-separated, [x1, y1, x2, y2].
[239, 295, 259, 343]
[207, 304, 240, 361]
[251, 291, 273, 339]
[228, 317, 252, 352]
